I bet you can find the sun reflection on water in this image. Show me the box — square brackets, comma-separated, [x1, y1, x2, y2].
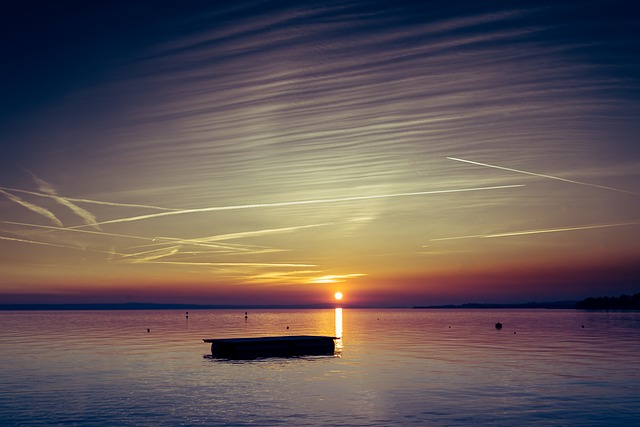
[335, 308, 343, 352]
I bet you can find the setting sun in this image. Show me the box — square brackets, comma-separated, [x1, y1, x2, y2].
[334, 292, 343, 301]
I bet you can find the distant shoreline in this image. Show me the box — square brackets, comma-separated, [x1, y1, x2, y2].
[2, 294, 639, 310]
[0, 301, 579, 311]
[413, 301, 579, 309]
[0, 302, 342, 311]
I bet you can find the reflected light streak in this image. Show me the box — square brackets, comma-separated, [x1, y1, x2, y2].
[335, 308, 343, 351]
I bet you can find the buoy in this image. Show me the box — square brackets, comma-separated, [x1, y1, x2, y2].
[495, 322, 503, 330]
[147, 328, 150, 333]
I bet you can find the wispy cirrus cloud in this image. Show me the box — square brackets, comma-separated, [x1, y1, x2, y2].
[309, 274, 366, 284]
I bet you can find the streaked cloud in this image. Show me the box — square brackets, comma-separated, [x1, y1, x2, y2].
[0, 189, 63, 227]
[309, 274, 366, 284]
[26, 171, 101, 229]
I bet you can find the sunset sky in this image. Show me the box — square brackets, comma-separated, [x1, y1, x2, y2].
[1, 0, 638, 306]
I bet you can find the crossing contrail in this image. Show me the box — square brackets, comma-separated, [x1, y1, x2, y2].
[483, 220, 640, 238]
[2, 221, 277, 253]
[447, 157, 637, 195]
[129, 261, 317, 267]
[0, 186, 179, 211]
[72, 184, 525, 228]
[26, 172, 100, 230]
[429, 220, 640, 241]
[0, 189, 64, 227]
[0, 234, 71, 248]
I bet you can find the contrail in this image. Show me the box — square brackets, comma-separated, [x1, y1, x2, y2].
[447, 157, 637, 195]
[429, 220, 640, 241]
[3, 221, 267, 253]
[0, 186, 179, 211]
[4, 220, 152, 241]
[73, 184, 525, 228]
[0, 189, 64, 227]
[0, 233, 122, 255]
[27, 172, 100, 229]
[156, 223, 333, 244]
[130, 261, 317, 267]
[429, 233, 489, 242]
[119, 246, 182, 263]
[0, 234, 71, 248]
[483, 220, 640, 238]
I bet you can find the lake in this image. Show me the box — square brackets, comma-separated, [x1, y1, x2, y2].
[1, 308, 638, 426]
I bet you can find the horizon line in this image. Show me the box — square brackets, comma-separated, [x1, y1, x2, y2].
[0, 300, 582, 311]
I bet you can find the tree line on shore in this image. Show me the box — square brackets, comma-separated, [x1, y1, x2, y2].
[576, 292, 640, 310]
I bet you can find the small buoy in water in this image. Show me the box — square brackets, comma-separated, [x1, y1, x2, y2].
[581, 324, 585, 328]
[448, 326, 451, 328]
[185, 311, 189, 319]
[286, 326, 289, 330]
[147, 328, 150, 333]
[495, 322, 503, 330]
[514, 331, 516, 334]
[244, 311, 248, 319]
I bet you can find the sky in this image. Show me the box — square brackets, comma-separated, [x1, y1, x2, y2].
[1, 0, 639, 306]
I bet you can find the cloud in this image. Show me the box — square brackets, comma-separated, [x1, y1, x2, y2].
[0, 232, 119, 256]
[73, 184, 525, 228]
[26, 171, 102, 229]
[447, 157, 638, 195]
[118, 246, 182, 263]
[0, 186, 178, 211]
[0, 189, 64, 227]
[429, 220, 640, 241]
[118, 261, 317, 267]
[0, 233, 68, 248]
[166, 223, 333, 243]
[309, 274, 366, 284]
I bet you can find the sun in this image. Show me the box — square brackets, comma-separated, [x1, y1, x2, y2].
[334, 291, 343, 301]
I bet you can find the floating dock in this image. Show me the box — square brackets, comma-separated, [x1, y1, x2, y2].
[203, 335, 336, 359]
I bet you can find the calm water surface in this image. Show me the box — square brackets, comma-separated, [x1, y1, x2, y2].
[0, 309, 639, 426]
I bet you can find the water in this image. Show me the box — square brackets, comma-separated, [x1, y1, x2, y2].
[1, 309, 639, 426]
